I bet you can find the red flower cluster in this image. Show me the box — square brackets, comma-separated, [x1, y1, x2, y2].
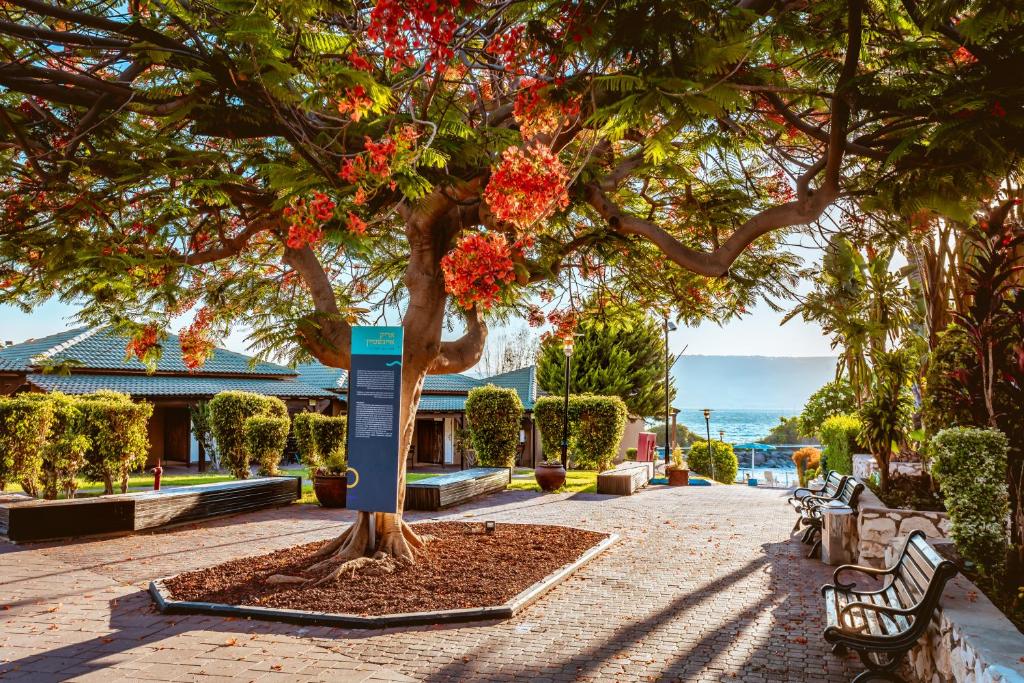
[540, 308, 578, 343]
[513, 79, 580, 140]
[337, 86, 373, 122]
[347, 52, 373, 72]
[762, 169, 796, 203]
[367, 0, 462, 70]
[127, 324, 159, 362]
[951, 46, 977, 65]
[339, 127, 418, 185]
[179, 307, 215, 371]
[347, 211, 368, 235]
[284, 193, 336, 249]
[440, 232, 516, 310]
[486, 25, 527, 70]
[484, 144, 570, 229]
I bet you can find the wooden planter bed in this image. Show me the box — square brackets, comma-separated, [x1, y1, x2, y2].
[0, 477, 301, 543]
[404, 467, 511, 511]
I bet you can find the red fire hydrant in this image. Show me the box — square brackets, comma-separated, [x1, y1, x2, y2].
[152, 466, 163, 491]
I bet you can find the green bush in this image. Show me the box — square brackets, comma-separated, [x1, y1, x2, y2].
[930, 427, 1009, 572]
[465, 386, 523, 467]
[79, 396, 153, 494]
[292, 412, 320, 470]
[311, 415, 348, 474]
[792, 447, 822, 487]
[189, 401, 218, 470]
[534, 394, 627, 470]
[819, 414, 862, 475]
[688, 440, 738, 484]
[922, 324, 979, 435]
[569, 394, 627, 471]
[208, 391, 287, 478]
[0, 396, 54, 496]
[799, 379, 857, 437]
[243, 416, 291, 476]
[626, 447, 638, 461]
[38, 393, 90, 499]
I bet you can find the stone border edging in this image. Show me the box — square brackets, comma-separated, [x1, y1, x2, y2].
[149, 531, 619, 629]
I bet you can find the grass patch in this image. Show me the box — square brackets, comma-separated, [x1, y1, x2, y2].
[508, 469, 598, 494]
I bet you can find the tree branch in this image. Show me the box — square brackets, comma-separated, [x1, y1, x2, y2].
[430, 307, 487, 374]
[282, 244, 352, 368]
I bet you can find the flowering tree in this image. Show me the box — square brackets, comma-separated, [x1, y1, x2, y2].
[1, 0, 1021, 578]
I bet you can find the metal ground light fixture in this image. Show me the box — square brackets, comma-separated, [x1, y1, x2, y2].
[703, 408, 716, 481]
[664, 316, 677, 469]
[561, 336, 574, 469]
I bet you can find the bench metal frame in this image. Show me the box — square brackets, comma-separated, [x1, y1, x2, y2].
[821, 530, 958, 683]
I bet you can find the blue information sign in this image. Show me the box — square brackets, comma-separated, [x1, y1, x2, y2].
[345, 326, 403, 513]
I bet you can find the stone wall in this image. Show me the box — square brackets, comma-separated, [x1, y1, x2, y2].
[852, 453, 925, 480]
[856, 486, 951, 568]
[882, 539, 1024, 683]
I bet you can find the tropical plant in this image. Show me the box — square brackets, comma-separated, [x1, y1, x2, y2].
[668, 445, 686, 471]
[931, 428, 1009, 574]
[0, 396, 53, 496]
[243, 416, 292, 476]
[800, 380, 858, 437]
[859, 348, 916, 492]
[792, 447, 822, 487]
[465, 386, 523, 468]
[819, 414, 862, 476]
[688, 440, 738, 484]
[208, 392, 288, 479]
[537, 311, 675, 417]
[760, 416, 812, 445]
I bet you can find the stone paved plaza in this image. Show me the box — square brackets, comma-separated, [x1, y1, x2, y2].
[1, 484, 862, 682]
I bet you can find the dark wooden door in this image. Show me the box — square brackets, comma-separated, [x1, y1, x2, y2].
[415, 419, 444, 464]
[164, 407, 192, 465]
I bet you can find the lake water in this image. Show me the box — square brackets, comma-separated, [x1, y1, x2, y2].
[675, 408, 798, 443]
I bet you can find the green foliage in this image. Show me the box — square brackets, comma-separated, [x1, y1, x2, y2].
[626, 447, 638, 461]
[858, 348, 916, 490]
[79, 397, 153, 494]
[819, 414, 862, 476]
[760, 416, 812, 445]
[0, 396, 54, 497]
[930, 428, 1009, 573]
[922, 324, 980, 435]
[38, 393, 90, 500]
[534, 395, 567, 460]
[208, 391, 288, 479]
[189, 401, 219, 470]
[292, 412, 321, 470]
[311, 415, 348, 474]
[647, 420, 700, 447]
[243, 416, 291, 476]
[536, 313, 675, 417]
[569, 394, 628, 471]
[688, 440, 738, 484]
[465, 386, 523, 468]
[800, 380, 858, 437]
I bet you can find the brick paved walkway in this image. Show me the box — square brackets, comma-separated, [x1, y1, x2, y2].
[1, 484, 861, 682]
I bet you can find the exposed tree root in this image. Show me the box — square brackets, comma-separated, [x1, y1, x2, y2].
[265, 511, 433, 586]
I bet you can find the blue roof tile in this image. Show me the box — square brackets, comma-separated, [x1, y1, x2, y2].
[26, 373, 333, 398]
[484, 365, 538, 409]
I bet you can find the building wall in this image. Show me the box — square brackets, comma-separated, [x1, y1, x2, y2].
[146, 406, 166, 469]
[616, 417, 646, 463]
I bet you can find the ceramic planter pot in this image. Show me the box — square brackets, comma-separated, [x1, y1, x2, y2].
[534, 462, 567, 492]
[313, 473, 347, 508]
[667, 468, 689, 486]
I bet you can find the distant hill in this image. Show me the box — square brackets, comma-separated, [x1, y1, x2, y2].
[674, 355, 836, 411]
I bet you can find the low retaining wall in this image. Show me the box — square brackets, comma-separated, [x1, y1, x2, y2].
[882, 539, 1024, 683]
[852, 453, 926, 480]
[857, 492, 951, 568]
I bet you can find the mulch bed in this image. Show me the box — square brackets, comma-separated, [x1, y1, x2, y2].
[163, 522, 607, 616]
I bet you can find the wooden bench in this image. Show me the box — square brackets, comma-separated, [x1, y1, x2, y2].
[1, 477, 302, 543]
[596, 461, 654, 495]
[822, 530, 958, 682]
[800, 476, 863, 558]
[404, 467, 510, 511]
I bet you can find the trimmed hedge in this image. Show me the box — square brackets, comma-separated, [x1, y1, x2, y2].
[209, 391, 287, 478]
[311, 415, 348, 474]
[243, 416, 291, 476]
[39, 393, 90, 499]
[688, 440, 738, 484]
[533, 394, 628, 471]
[0, 396, 54, 497]
[930, 427, 1010, 572]
[465, 386, 523, 467]
[292, 412, 320, 470]
[819, 414, 861, 475]
[79, 397, 153, 494]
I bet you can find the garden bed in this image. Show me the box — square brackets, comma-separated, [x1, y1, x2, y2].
[155, 522, 613, 626]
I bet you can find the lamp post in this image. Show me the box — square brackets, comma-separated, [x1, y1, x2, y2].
[664, 316, 677, 468]
[703, 408, 716, 481]
[561, 336, 574, 469]
[719, 430, 725, 443]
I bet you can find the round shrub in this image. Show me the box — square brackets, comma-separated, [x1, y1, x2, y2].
[292, 412, 320, 470]
[465, 385, 523, 467]
[38, 393, 90, 499]
[243, 416, 291, 476]
[688, 440, 738, 484]
[533, 395, 566, 458]
[569, 394, 627, 471]
[78, 396, 153, 494]
[930, 427, 1009, 572]
[209, 391, 288, 478]
[818, 414, 861, 475]
[311, 415, 348, 474]
[626, 447, 638, 461]
[0, 396, 54, 497]
[792, 447, 822, 487]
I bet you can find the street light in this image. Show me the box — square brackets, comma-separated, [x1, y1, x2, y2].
[561, 336, 574, 469]
[664, 316, 677, 469]
[703, 408, 716, 481]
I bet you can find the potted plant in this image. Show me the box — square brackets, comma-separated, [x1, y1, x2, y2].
[535, 459, 567, 492]
[312, 448, 348, 508]
[666, 445, 689, 486]
[294, 413, 349, 508]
